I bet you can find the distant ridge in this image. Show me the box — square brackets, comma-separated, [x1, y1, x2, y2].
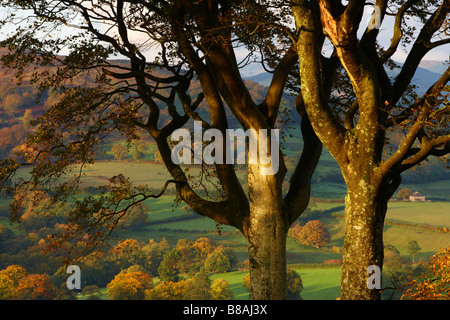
[244, 59, 449, 96]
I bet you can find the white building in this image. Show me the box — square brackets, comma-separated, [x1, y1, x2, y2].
[409, 191, 426, 202]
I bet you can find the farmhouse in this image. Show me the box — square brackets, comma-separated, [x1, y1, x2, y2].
[409, 191, 426, 202]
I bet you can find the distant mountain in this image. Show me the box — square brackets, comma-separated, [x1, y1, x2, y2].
[245, 59, 449, 96]
[387, 60, 448, 96]
[419, 60, 449, 75]
[246, 72, 273, 87]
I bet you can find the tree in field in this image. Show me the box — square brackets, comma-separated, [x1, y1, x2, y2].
[130, 139, 148, 162]
[110, 239, 143, 270]
[291, 0, 450, 299]
[111, 143, 128, 161]
[0, 265, 59, 300]
[0, 0, 322, 300]
[204, 245, 236, 273]
[296, 220, 331, 248]
[407, 240, 421, 263]
[396, 188, 413, 201]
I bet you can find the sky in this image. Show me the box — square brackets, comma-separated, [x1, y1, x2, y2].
[0, 4, 448, 77]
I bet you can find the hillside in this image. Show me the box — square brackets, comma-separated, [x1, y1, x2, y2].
[1, 47, 449, 189]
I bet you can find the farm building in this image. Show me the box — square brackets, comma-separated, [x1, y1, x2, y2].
[409, 191, 426, 202]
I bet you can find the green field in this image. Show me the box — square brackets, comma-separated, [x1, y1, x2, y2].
[209, 267, 342, 300]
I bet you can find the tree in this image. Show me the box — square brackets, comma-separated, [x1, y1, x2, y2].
[0, 265, 29, 299]
[382, 244, 414, 300]
[145, 280, 189, 300]
[204, 246, 235, 273]
[154, 150, 163, 164]
[106, 271, 153, 300]
[291, 0, 450, 299]
[185, 269, 212, 300]
[286, 268, 303, 300]
[0, 225, 15, 256]
[15, 273, 58, 300]
[130, 139, 148, 162]
[407, 240, 421, 263]
[396, 188, 413, 201]
[191, 237, 216, 260]
[141, 240, 168, 277]
[111, 143, 128, 161]
[0, 0, 322, 300]
[110, 239, 143, 270]
[2, 93, 24, 116]
[79, 251, 120, 288]
[401, 247, 450, 300]
[211, 278, 234, 300]
[158, 249, 183, 283]
[288, 222, 303, 239]
[296, 220, 331, 248]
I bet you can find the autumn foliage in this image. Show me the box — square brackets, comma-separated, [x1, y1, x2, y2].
[0, 265, 57, 300]
[401, 247, 450, 300]
[107, 271, 153, 300]
[289, 220, 331, 248]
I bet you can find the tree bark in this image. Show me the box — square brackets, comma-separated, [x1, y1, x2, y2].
[244, 163, 288, 300]
[340, 171, 401, 299]
[340, 179, 385, 300]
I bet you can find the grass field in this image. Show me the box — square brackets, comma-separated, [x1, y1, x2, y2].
[210, 267, 342, 300]
[385, 201, 449, 226]
[295, 268, 341, 300]
[134, 194, 449, 261]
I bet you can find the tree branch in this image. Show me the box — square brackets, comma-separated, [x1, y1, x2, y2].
[292, 0, 347, 165]
[387, 65, 450, 127]
[381, 0, 419, 62]
[391, 0, 450, 103]
[285, 94, 322, 224]
[261, 45, 298, 127]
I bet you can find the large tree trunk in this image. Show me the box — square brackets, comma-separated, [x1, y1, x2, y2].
[340, 179, 386, 300]
[340, 173, 400, 300]
[244, 163, 288, 300]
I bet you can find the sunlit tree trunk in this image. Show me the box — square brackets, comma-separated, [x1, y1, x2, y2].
[245, 162, 288, 299]
[341, 178, 382, 299]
